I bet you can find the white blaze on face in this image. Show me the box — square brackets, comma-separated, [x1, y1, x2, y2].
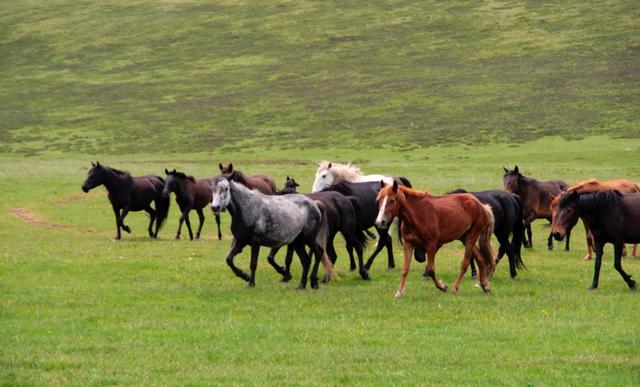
[311, 170, 334, 193]
[375, 196, 388, 228]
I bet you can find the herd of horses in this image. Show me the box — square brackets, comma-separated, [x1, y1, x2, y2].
[81, 161, 640, 295]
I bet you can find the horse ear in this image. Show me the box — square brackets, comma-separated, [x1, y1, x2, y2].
[503, 166, 508, 173]
[172, 169, 176, 173]
[514, 165, 519, 174]
[286, 175, 290, 181]
[219, 163, 223, 171]
[327, 162, 332, 169]
[229, 163, 233, 171]
[294, 179, 300, 187]
[380, 180, 386, 188]
[392, 180, 398, 192]
[165, 168, 169, 174]
[91, 162, 95, 166]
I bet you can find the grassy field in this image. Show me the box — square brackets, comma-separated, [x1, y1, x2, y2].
[2, 0, 640, 385]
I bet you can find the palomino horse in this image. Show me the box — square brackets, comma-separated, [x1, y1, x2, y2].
[219, 163, 276, 194]
[210, 176, 333, 289]
[448, 189, 525, 279]
[81, 162, 170, 239]
[375, 181, 495, 297]
[311, 161, 411, 193]
[552, 190, 639, 290]
[550, 178, 640, 260]
[163, 169, 220, 240]
[503, 166, 569, 250]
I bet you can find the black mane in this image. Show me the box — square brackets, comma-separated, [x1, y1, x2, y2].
[102, 165, 133, 183]
[561, 190, 623, 213]
[168, 170, 195, 182]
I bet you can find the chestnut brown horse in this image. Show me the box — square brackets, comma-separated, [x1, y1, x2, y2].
[375, 181, 495, 297]
[219, 163, 276, 195]
[550, 179, 640, 260]
[503, 166, 569, 250]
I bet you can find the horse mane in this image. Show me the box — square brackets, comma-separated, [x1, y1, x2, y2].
[318, 161, 363, 181]
[448, 188, 468, 194]
[561, 190, 623, 213]
[103, 165, 133, 183]
[397, 185, 431, 197]
[168, 170, 196, 182]
[567, 178, 600, 191]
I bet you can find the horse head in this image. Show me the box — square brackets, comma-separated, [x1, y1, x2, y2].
[82, 161, 104, 192]
[502, 165, 522, 193]
[312, 161, 335, 193]
[552, 190, 579, 241]
[210, 176, 231, 214]
[375, 180, 401, 229]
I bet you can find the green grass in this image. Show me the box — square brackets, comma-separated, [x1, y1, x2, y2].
[2, 0, 640, 384]
[1, 137, 640, 385]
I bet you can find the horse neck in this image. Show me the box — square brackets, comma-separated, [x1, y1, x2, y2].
[228, 182, 257, 221]
[102, 170, 130, 193]
[175, 178, 193, 199]
[334, 165, 361, 182]
[397, 190, 430, 227]
[233, 171, 248, 186]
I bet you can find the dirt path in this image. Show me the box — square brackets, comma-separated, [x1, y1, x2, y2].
[9, 207, 72, 229]
[51, 191, 105, 204]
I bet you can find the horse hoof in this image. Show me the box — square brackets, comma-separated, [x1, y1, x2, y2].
[422, 275, 429, 281]
[564, 247, 570, 252]
[629, 281, 637, 290]
[547, 245, 554, 251]
[175, 235, 180, 240]
[394, 290, 403, 298]
[296, 284, 306, 290]
[123, 226, 131, 233]
[311, 282, 319, 290]
[439, 284, 449, 292]
[387, 265, 395, 270]
[280, 275, 292, 283]
[482, 287, 492, 294]
[583, 255, 592, 261]
[588, 286, 598, 291]
[349, 266, 356, 272]
[360, 271, 371, 281]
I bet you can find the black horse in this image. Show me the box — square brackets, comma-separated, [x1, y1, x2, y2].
[552, 190, 639, 290]
[163, 169, 220, 240]
[275, 176, 300, 195]
[447, 189, 525, 279]
[322, 181, 403, 270]
[81, 162, 170, 239]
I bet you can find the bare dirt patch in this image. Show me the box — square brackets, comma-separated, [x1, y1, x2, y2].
[10, 208, 72, 229]
[51, 191, 105, 204]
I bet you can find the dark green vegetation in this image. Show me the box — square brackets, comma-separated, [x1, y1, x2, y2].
[1, 0, 640, 384]
[1, 1, 639, 155]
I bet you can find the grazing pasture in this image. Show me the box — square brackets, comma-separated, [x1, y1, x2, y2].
[1, 137, 640, 385]
[1, 0, 640, 384]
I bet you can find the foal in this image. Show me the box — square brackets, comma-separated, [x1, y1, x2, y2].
[376, 181, 495, 297]
[276, 176, 300, 195]
[163, 169, 219, 240]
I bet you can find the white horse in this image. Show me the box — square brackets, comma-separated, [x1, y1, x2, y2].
[311, 161, 395, 193]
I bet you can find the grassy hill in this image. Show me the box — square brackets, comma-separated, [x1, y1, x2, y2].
[1, 0, 639, 156]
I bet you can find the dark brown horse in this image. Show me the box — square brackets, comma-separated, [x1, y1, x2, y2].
[552, 190, 639, 290]
[81, 162, 170, 239]
[163, 169, 220, 240]
[275, 176, 300, 195]
[503, 166, 569, 250]
[551, 179, 640, 260]
[375, 181, 495, 297]
[219, 163, 276, 195]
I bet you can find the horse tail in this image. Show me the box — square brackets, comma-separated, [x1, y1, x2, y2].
[315, 201, 338, 281]
[346, 197, 369, 250]
[479, 204, 495, 275]
[397, 176, 412, 188]
[156, 192, 171, 231]
[511, 194, 526, 269]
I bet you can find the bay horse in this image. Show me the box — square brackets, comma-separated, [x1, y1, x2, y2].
[81, 162, 170, 240]
[162, 169, 221, 240]
[376, 181, 495, 297]
[210, 176, 333, 289]
[311, 160, 412, 193]
[448, 189, 525, 279]
[550, 178, 640, 260]
[503, 165, 569, 250]
[552, 190, 639, 290]
[219, 163, 276, 194]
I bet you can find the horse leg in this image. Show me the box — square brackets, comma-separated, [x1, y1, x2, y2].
[347, 241, 357, 272]
[633, 244, 638, 258]
[523, 217, 534, 248]
[215, 213, 222, 240]
[267, 247, 287, 277]
[145, 206, 157, 238]
[394, 242, 414, 298]
[469, 257, 478, 279]
[111, 205, 122, 240]
[364, 230, 388, 270]
[584, 226, 594, 261]
[195, 208, 205, 240]
[309, 242, 323, 289]
[225, 239, 250, 283]
[182, 209, 194, 240]
[547, 231, 554, 251]
[384, 231, 395, 269]
[354, 243, 369, 281]
[613, 242, 637, 289]
[175, 205, 185, 239]
[283, 245, 294, 283]
[248, 244, 260, 287]
[564, 228, 571, 251]
[589, 239, 605, 290]
[294, 244, 311, 290]
[452, 239, 477, 293]
[424, 244, 447, 292]
[498, 234, 518, 279]
[118, 207, 131, 234]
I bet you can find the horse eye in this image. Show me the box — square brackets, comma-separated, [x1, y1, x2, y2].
[322, 174, 327, 178]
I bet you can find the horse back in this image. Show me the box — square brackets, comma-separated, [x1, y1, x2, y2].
[249, 174, 277, 195]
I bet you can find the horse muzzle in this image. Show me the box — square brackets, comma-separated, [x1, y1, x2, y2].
[375, 219, 390, 229]
[81, 185, 89, 193]
[211, 205, 222, 214]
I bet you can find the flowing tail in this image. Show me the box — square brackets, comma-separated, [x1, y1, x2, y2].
[511, 194, 526, 269]
[156, 194, 170, 231]
[479, 204, 495, 276]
